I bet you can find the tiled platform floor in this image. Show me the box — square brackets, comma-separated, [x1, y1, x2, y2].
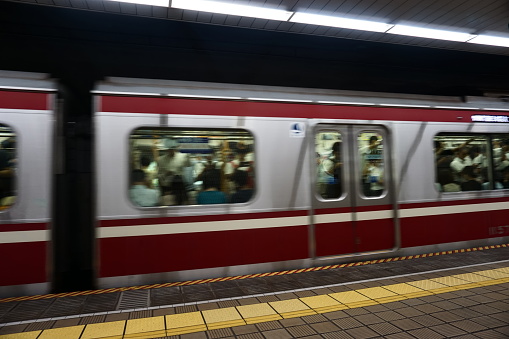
[0, 247, 508, 338]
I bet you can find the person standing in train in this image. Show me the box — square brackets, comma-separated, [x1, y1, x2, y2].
[130, 169, 160, 207]
[153, 138, 191, 204]
[450, 147, 473, 182]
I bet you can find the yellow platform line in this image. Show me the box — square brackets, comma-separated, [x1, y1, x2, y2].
[2, 266, 507, 339]
[1, 243, 507, 304]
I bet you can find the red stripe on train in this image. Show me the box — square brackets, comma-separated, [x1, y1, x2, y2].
[99, 210, 308, 227]
[0, 242, 47, 286]
[99, 96, 479, 123]
[99, 225, 309, 278]
[0, 223, 48, 232]
[0, 91, 50, 110]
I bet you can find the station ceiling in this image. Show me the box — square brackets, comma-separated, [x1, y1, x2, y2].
[8, 0, 509, 56]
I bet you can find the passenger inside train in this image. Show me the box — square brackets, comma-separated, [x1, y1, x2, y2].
[129, 128, 255, 207]
[0, 125, 16, 209]
[434, 134, 509, 192]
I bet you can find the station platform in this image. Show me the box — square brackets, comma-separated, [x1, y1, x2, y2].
[0, 244, 508, 339]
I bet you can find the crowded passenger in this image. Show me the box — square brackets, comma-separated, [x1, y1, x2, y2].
[322, 141, 342, 199]
[460, 166, 482, 191]
[230, 169, 253, 203]
[437, 168, 460, 192]
[197, 169, 226, 204]
[450, 147, 473, 182]
[130, 169, 160, 207]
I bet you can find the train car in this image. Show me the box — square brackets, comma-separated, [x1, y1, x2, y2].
[94, 77, 509, 289]
[0, 71, 56, 297]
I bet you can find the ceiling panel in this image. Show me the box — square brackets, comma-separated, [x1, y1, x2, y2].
[7, 0, 509, 56]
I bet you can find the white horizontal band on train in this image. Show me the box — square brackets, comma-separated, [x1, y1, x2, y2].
[399, 201, 509, 218]
[0, 230, 50, 244]
[98, 215, 309, 239]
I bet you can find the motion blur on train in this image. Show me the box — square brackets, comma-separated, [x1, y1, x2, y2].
[1, 71, 508, 297]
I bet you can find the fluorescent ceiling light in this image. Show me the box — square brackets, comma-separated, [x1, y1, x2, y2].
[387, 24, 473, 42]
[171, 0, 293, 21]
[290, 13, 393, 33]
[468, 35, 509, 48]
[107, 0, 169, 6]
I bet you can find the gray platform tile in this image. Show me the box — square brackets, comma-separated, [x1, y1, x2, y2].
[310, 287, 336, 295]
[450, 319, 489, 332]
[413, 303, 444, 314]
[153, 307, 175, 316]
[395, 306, 425, 318]
[482, 292, 509, 301]
[366, 322, 401, 336]
[450, 307, 484, 319]
[174, 305, 198, 314]
[411, 314, 445, 327]
[400, 298, 426, 307]
[382, 332, 415, 339]
[309, 321, 340, 334]
[345, 326, 379, 339]
[261, 328, 292, 339]
[469, 303, 504, 315]
[363, 304, 390, 313]
[490, 312, 509, 324]
[323, 310, 349, 320]
[275, 292, 299, 301]
[355, 313, 385, 326]
[78, 314, 107, 324]
[321, 330, 356, 339]
[238, 297, 261, 306]
[286, 324, 317, 337]
[293, 290, 317, 298]
[232, 324, 259, 335]
[448, 289, 477, 298]
[301, 314, 328, 324]
[430, 300, 464, 310]
[373, 310, 406, 322]
[494, 326, 509, 336]
[328, 286, 353, 293]
[208, 327, 234, 338]
[471, 315, 509, 328]
[24, 320, 55, 331]
[279, 317, 306, 327]
[53, 317, 81, 328]
[256, 321, 283, 331]
[237, 333, 265, 339]
[104, 312, 129, 322]
[474, 329, 509, 339]
[417, 294, 444, 303]
[391, 318, 425, 331]
[467, 294, 498, 304]
[332, 317, 363, 330]
[431, 310, 465, 323]
[428, 323, 468, 337]
[128, 310, 152, 319]
[343, 307, 370, 317]
[380, 301, 408, 310]
[196, 302, 219, 311]
[256, 295, 279, 303]
[180, 332, 207, 339]
[407, 327, 445, 339]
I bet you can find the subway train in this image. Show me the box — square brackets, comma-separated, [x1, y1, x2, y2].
[1, 71, 509, 297]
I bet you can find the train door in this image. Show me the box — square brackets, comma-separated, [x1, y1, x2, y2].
[312, 124, 396, 257]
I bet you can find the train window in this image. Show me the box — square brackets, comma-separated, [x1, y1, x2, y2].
[315, 131, 342, 200]
[359, 132, 384, 198]
[434, 134, 491, 191]
[129, 128, 255, 207]
[492, 135, 509, 189]
[0, 124, 16, 210]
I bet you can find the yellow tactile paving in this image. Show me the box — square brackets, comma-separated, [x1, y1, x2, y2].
[474, 269, 509, 279]
[329, 290, 370, 303]
[202, 307, 245, 329]
[0, 332, 41, 339]
[494, 267, 509, 274]
[165, 311, 206, 336]
[80, 320, 126, 339]
[269, 299, 316, 318]
[406, 279, 448, 290]
[430, 276, 470, 286]
[236, 303, 282, 324]
[450, 273, 493, 283]
[357, 286, 398, 299]
[300, 294, 347, 313]
[38, 325, 85, 339]
[124, 316, 165, 339]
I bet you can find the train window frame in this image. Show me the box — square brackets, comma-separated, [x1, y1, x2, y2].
[128, 126, 256, 208]
[433, 133, 499, 193]
[314, 130, 344, 201]
[0, 123, 17, 211]
[358, 130, 386, 199]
